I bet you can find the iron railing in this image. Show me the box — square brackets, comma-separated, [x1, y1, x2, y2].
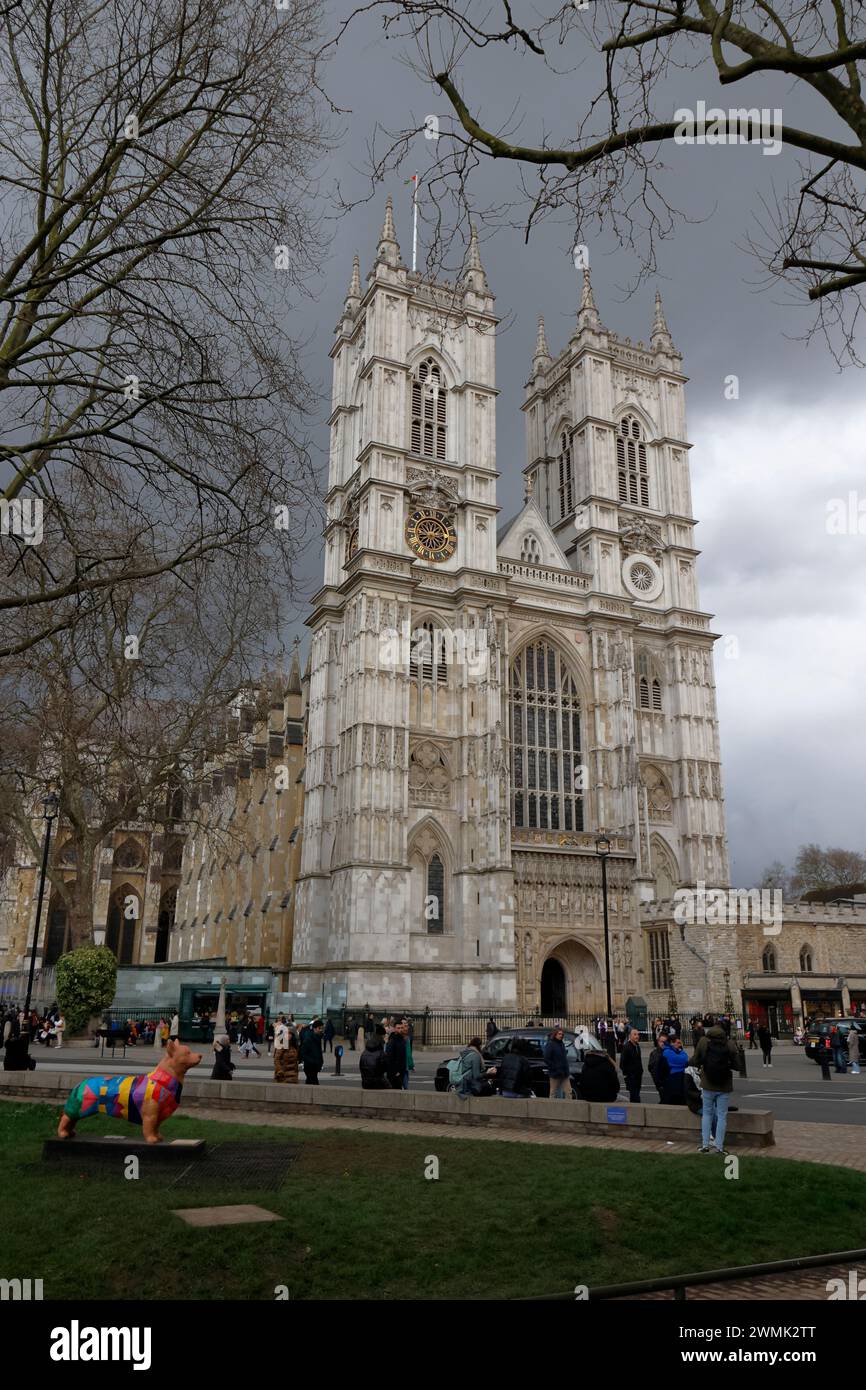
[342, 1007, 608, 1047]
[521, 1246, 866, 1300]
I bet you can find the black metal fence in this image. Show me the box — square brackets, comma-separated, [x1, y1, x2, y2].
[342, 1007, 605, 1047]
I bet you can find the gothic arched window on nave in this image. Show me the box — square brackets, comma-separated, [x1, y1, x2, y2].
[411, 357, 447, 461]
[511, 641, 583, 833]
[617, 415, 649, 508]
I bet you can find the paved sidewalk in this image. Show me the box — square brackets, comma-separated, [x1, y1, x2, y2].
[178, 1102, 864, 1171]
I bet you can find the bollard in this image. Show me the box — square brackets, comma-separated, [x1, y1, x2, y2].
[819, 1048, 832, 1081]
[334, 1043, 344, 1076]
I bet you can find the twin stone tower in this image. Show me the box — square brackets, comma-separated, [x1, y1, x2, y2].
[288, 198, 729, 1017]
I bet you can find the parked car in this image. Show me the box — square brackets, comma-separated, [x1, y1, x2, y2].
[434, 1028, 605, 1097]
[805, 1018, 866, 1062]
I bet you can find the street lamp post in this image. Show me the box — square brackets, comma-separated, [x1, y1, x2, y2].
[21, 791, 61, 1058]
[595, 831, 614, 1022]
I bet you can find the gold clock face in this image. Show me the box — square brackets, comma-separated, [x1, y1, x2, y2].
[345, 526, 358, 564]
[405, 509, 457, 563]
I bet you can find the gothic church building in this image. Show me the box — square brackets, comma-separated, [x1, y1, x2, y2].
[289, 199, 729, 1016]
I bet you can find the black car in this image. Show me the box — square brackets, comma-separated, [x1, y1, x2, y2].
[434, 1028, 605, 1098]
[805, 1018, 866, 1062]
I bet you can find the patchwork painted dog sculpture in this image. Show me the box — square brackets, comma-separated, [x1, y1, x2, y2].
[58, 1039, 202, 1143]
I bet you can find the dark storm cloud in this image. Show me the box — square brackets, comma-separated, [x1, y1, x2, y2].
[285, 9, 866, 881]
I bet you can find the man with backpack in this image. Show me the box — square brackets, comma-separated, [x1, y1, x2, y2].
[691, 1014, 743, 1155]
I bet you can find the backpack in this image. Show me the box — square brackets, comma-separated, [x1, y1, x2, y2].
[702, 1036, 733, 1087]
[450, 1048, 476, 1090]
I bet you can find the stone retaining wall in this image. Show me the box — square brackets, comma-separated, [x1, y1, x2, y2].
[0, 1072, 774, 1147]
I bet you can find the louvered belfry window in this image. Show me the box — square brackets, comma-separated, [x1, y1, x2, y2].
[411, 357, 447, 460]
[558, 432, 573, 520]
[617, 416, 649, 507]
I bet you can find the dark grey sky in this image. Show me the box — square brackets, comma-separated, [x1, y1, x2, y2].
[284, 5, 866, 888]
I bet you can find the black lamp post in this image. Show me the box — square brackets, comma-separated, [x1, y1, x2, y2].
[21, 791, 61, 1056]
[595, 830, 614, 1022]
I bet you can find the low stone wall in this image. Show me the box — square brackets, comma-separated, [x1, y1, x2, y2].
[0, 1071, 774, 1147]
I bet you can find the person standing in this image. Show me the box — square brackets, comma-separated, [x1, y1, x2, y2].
[384, 1020, 408, 1090]
[486, 1016, 498, 1041]
[831, 1024, 847, 1073]
[848, 1026, 861, 1076]
[401, 1019, 414, 1090]
[211, 1034, 235, 1081]
[274, 1017, 299, 1084]
[620, 1027, 643, 1103]
[345, 1014, 357, 1051]
[322, 1018, 336, 1054]
[169, 1012, 179, 1041]
[300, 1018, 324, 1084]
[658, 1036, 689, 1105]
[543, 1027, 572, 1101]
[757, 1021, 773, 1068]
[692, 1016, 742, 1154]
[747, 1021, 758, 1050]
[359, 1027, 389, 1088]
[52, 1013, 65, 1049]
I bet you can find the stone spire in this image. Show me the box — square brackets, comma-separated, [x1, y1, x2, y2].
[338, 252, 362, 335]
[287, 637, 302, 696]
[462, 222, 488, 295]
[575, 268, 602, 333]
[346, 253, 361, 310]
[375, 194, 402, 269]
[650, 288, 675, 352]
[531, 314, 552, 373]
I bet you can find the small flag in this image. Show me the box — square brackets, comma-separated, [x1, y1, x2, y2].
[404, 175, 417, 186]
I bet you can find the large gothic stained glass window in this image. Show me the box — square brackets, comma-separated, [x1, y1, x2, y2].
[510, 642, 584, 832]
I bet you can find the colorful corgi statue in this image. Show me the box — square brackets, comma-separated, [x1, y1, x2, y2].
[57, 1039, 202, 1143]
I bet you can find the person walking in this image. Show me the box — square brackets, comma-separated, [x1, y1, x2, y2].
[300, 1018, 324, 1085]
[620, 1027, 643, 1103]
[757, 1021, 773, 1068]
[692, 1015, 742, 1154]
[747, 1021, 758, 1050]
[543, 1027, 572, 1100]
[266, 1019, 275, 1055]
[322, 1018, 336, 1054]
[847, 1026, 861, 1077]
[169, 1012, 179, 1041]
[345, 1014, 357, 1051]
[384, 1020, 408, 1090]
[486, 1016, 498, 1041]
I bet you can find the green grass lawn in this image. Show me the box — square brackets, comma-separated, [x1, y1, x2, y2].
[3, 1099, 866, 1300]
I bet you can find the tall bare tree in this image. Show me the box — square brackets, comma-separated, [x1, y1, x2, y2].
[0, 0, 329, 657]
[0, 537, 284, 948]
[333, 0, 866, 361]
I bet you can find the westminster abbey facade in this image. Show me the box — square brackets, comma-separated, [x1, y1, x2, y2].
[288, 198, 730, 1017]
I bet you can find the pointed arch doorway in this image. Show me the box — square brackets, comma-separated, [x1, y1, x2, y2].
[540, 940, 604, 1015]
[541, 958, 567, 1014]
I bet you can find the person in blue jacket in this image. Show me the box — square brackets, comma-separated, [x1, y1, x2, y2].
[658, 1035, 689, 1105]
[543, 1027, 572, 1100]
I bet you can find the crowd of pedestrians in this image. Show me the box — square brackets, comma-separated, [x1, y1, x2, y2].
[2, 1003, 65, 1048]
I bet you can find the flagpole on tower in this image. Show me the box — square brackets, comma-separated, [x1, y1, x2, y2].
[412, 172, 418, 272]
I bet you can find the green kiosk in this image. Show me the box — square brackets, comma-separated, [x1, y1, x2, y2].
[179, 982, 269, 1042]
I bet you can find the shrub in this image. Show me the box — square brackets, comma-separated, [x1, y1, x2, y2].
[55, 946, 117, 1034]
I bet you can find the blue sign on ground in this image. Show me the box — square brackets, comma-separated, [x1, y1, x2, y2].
[606, 1106, 628, 1124]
